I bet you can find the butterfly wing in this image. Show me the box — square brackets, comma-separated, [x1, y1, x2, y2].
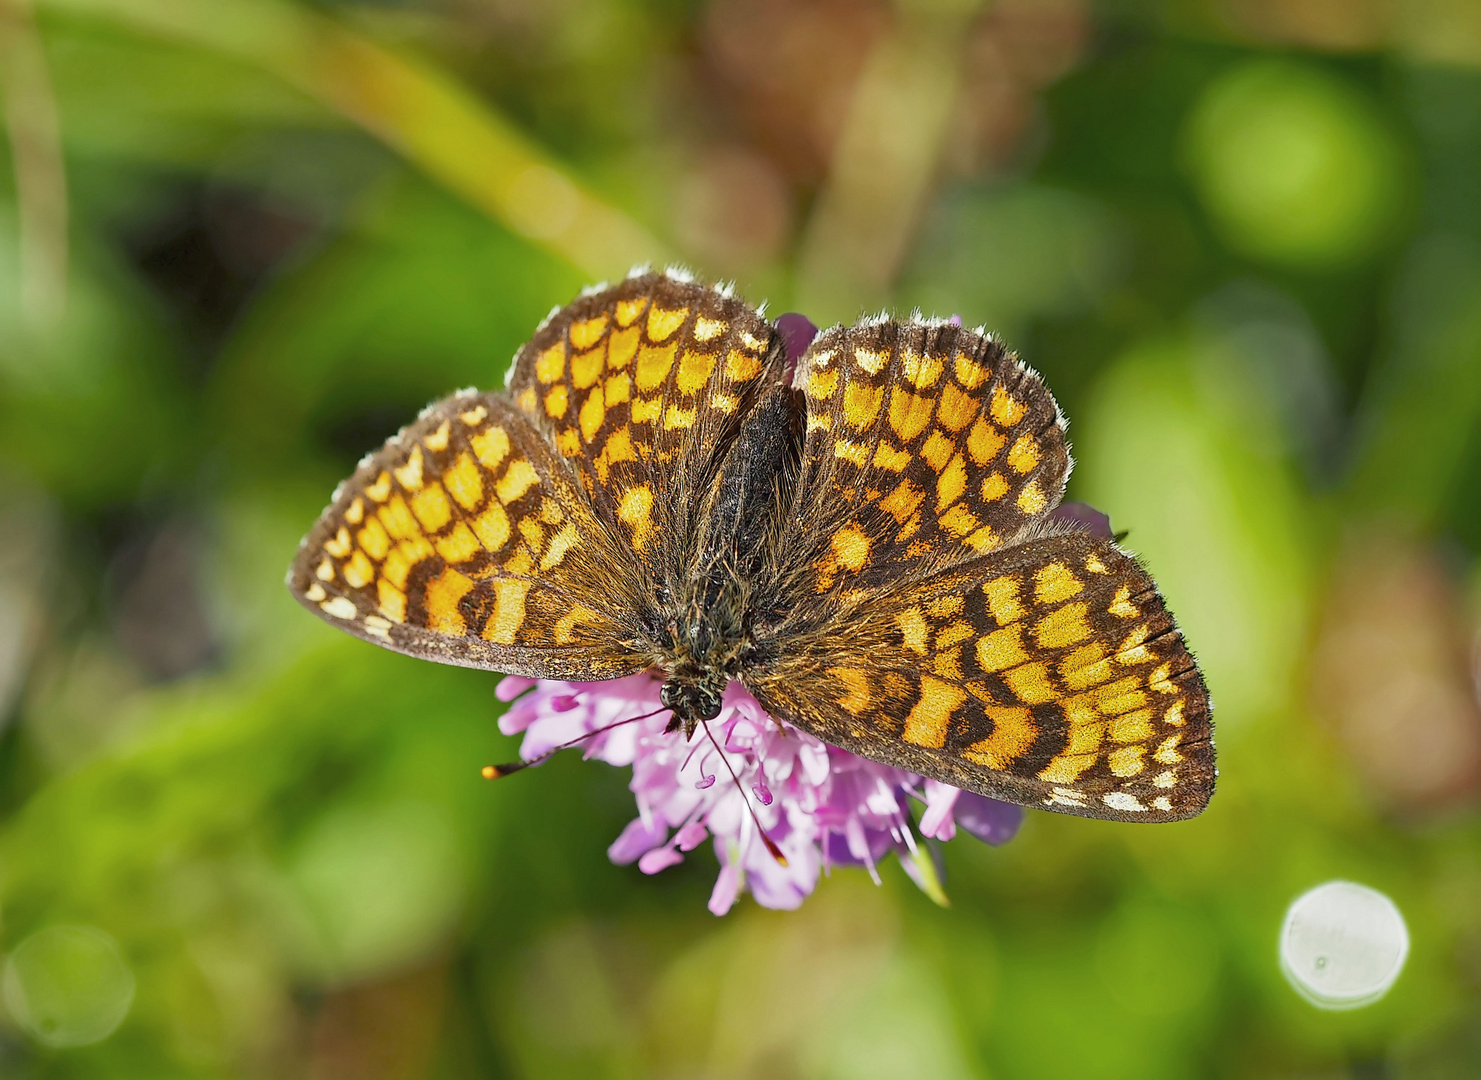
[782, 319, 1070, 590]
[750, 317, 1214, 821]
[287, 390, 647, 680]
[505, 270, 785, 580]
[744, 531, 1215, 821]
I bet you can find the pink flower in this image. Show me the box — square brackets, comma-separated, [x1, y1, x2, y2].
[497, 674, 1023, 914]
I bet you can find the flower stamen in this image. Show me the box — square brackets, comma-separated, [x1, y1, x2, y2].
[698, 716, 788, 867]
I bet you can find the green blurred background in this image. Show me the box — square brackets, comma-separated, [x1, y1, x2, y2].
[1, 0, 1480, 1075]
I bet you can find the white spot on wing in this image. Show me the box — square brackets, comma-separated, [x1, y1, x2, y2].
[321, 596, 358, 620]
[1045, 786, 1087, 807]
[1102, 792, 1147, 812]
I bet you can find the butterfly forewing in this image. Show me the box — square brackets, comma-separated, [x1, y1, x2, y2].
[288, 391, 646, 680]
[506, 272, 785, 577]
[785, 320, 1070, 590]
[746, 532, 1214, 821]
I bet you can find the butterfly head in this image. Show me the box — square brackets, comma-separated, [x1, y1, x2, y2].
[659, 675, 724, 736]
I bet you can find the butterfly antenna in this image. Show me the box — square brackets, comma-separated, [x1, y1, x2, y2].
[698, 716, 788, 867]
[481, 705, 669, 779]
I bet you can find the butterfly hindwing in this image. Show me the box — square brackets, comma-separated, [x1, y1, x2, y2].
[745, 531, 1214, 821]
[287, 391, 647, 680]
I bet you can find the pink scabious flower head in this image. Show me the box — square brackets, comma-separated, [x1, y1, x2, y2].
[493, 313, 1112, 914]
[496, 674, 1024, 914]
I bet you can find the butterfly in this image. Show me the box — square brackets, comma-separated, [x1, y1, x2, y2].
[288, 269, 1215, 822]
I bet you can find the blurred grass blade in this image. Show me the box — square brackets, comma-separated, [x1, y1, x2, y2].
[1, 0, 68, 329]
[796, 7, 976, 320]
[1347, 237, 1481, 526]
[38, 0, 667, 278]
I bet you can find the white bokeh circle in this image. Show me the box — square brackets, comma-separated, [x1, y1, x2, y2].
[1280, 881, 1408, 1009]
[2, 925, 136, 1047]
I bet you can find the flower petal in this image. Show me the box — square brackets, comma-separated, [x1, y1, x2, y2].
[495, 676, 536, 702]
[774, 312, 819, 378]
[608, 816, 668, 865]
[953, 793, 1025, 846]
[708, 852, 742, 916]
[675, 821, 709, 851]
[1046, 500, 1113, 540]
[638, 846, 685, 875]
[919, 779, 961, 841]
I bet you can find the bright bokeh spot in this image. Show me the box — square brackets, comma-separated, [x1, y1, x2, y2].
[1184, 60, 1404, 267]
[1280, 881, 1409, 1009]
[2, 926, 136, 1047]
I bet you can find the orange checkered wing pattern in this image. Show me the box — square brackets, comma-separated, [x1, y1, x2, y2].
[785, 319, 1069, 590]
[505, 271, 784, 577]
[287, 391, 646, 680]
[745, 531, 1214, 821]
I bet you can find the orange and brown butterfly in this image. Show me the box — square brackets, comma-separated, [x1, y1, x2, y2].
[287, 268, 1215, 822]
